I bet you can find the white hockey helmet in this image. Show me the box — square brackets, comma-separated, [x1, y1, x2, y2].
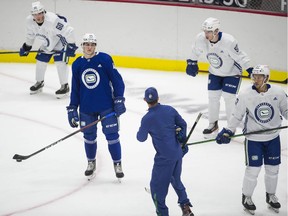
[31, 1, 45, 15]
[202, 17, 220, 32]
[252, 65, 270, 82]
[82, 33, 97, 45]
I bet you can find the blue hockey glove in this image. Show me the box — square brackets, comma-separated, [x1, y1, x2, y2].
[176, 126, 188, 156]
[114, 96, 126, 116]
[246, 67, 253, 78]
[175, 126, 186, 143]
[186, 59, 198, 77]
[66, 105, 79, 128]
[19, 43, 32, 56]
[66, 43, 78, 57]
[182, 144, 189, 157]
[216, 128, 234, 144]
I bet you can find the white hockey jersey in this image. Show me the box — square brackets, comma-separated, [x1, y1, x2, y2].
[25, 12, 75, 53]
[190, 32, 251, 77]
[227, 84, 288, 141]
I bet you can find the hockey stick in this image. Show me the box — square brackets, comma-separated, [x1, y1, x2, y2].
[183, 112, 202, 145]
[0, 50, 39, 54]
[0, 50, 64, 55]
[12, 112, 116, 162]
[186, 125, 288, 146]
[198, 70, 287, 84]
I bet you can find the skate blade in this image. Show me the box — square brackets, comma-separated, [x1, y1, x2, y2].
[56, 92, 69, 99]
[30, 88, 43, 95]
[243, 208, 255, 215]
[268, 205, 279, 213]
[117, 178, 122, 183]
[203, 130, 218, 139]
[87, 173, 96, 181]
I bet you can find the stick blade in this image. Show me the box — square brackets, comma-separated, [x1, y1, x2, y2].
[13, 154, 28, 162]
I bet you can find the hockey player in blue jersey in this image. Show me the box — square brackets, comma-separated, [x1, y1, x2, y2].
[137, 87, 194, 216]
[216, 65, 288, 214]
[66, 33, 126, 180]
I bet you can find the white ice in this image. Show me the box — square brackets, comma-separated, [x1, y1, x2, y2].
[0, 63, 287, 216]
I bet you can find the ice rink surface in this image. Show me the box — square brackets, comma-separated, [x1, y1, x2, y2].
[0, 63, 287, 216]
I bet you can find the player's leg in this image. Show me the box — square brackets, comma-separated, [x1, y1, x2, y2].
[54, 53, 69, 98]
[80, 112, 98, 177]
[150, 161, 174, 216]
[100, 109, 124, 178]
[170, 159, 194, 216]
[203, 74, 222, 138]
[264, 136, 281, 211]
[31, 53, 52, 94]
[242, 139, 263, 213]
[222, 76, 241, 121]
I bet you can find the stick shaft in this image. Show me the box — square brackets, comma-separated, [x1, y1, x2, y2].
[187, 125, 288, 146]
[184, 112, 202, 144]
[0, 51, 39, 54]
[13, 112, 115, 160]
[0, 50, 63, 55]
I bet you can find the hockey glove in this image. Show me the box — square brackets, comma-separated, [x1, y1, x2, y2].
[176, 126, 189, 156]
[114, 96, 126, 116]
[186, 59, 198, 77]
[246, 67, 253, 78]
[66, 105, 79, 128]
[216, 128, 234, 144]
[175, 126, 186, 143]
[182, 144, 189, 157]
[19, 43, 32, 56]
[66, 43, 78, 57]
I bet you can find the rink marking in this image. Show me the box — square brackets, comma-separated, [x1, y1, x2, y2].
[0, 112, 95, 216]
[2, 181, 91, 216]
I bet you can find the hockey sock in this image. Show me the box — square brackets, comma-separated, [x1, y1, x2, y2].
[85, 141, 97, 160]
[107, 139, 121, 162]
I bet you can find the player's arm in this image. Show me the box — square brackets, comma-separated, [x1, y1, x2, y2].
[216, 94, 246, 144]
[137, 119, 149, 142]
[174, 109, 187, 136]
[19, 17, 35, 56]
[279, 90, 288, 120]
[186, 33, 204, 77]
[66, 61, 80, 128]
[228, 40, 253, 75]
[104, 54, 126, 116]
[54, 15, 78, 56]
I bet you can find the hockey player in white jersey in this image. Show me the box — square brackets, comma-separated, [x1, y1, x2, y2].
[216, 65, 288, 215]
[19, 1, 77, 98]
[186, 17, 253, 138]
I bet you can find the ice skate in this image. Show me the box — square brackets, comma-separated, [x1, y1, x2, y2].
[30, 81, 44, 95]
[242, 194, 256, 215]
[85, 160, 96, 181]
[266, 192, 281, 213]
[114, 162, 124, 182]
[180, 203, 194, 216]
[55, 83, 69, 99]
[203, 121, 219, 139]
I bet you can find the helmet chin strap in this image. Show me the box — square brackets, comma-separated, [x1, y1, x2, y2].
[212, 31, 218, 41]
[209, 30, 219, 42]
[253, 76, 268, 92]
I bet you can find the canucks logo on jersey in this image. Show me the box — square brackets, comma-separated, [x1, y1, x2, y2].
[254, 102, 274, 123]
[81, 68, 100, 89]
[207, 53, 223, 69]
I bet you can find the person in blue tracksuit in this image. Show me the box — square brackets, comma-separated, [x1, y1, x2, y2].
[137, 87, 194, 216]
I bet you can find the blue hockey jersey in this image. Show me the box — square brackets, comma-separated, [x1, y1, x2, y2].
[70, 52, 125, 113]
